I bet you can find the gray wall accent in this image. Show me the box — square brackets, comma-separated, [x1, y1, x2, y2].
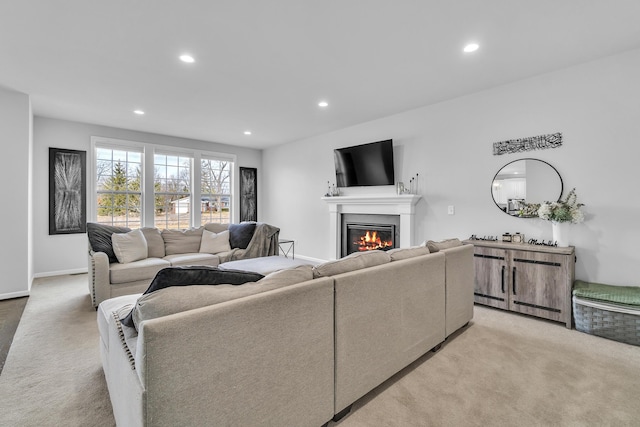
[262, 48, 640, 287]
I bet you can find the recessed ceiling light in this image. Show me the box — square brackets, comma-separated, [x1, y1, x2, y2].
[463, 43, 479, 53]
[244, 131, 252, 135]
[133, 110, 145, 115]
[318, 101, 329, 108]
[179, 54, 195, 63]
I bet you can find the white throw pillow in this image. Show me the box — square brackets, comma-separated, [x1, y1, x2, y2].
[199, 229, 232, 254]
[112, 229, 148, 264]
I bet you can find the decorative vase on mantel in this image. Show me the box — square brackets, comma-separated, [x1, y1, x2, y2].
[551, 221, 570, 247]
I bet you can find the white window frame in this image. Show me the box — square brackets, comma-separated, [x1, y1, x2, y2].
[90, 136, 236, 229]
[90, 137, 146, 228]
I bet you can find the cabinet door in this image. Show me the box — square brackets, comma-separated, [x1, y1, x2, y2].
[472, 247, 509, 310]
[508, 250, 569, 323]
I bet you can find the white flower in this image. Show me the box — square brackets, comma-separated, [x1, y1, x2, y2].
[570, 208, 584, 224]
[538, 203, 553, 221]
[538, 188, 585, 223]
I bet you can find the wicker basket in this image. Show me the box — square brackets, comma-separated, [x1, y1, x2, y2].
[573, 296, 640, 346]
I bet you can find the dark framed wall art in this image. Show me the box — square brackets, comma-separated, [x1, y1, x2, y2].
[49, 147, 87, 235]
[239, 167, 257, 222]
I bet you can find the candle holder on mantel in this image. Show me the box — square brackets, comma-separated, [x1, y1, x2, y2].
[398, 173, 419, 195]
[324, 181, 341, 197]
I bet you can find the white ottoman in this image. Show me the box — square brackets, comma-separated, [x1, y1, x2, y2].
[218, 255, 312, 275]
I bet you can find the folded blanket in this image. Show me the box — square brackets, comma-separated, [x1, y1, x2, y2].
[573, 280, 640, 307]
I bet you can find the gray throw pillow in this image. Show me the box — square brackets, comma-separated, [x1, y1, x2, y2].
[121, 266, 264, 328]
[87, 222, 131, 263]
[229, 222, 257, 249]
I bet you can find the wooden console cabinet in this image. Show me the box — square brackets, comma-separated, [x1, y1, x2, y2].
[463, 240, 575, 328]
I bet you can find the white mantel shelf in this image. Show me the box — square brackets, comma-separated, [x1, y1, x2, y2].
[322, 194, 422, 259]
[321, 194, 421, 207]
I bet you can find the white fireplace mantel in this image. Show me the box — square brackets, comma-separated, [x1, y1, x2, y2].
[322, 194, 422, 259]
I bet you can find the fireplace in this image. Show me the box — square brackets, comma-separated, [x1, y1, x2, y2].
[323, 194, 421, 260]
[341, 214, 400, 257]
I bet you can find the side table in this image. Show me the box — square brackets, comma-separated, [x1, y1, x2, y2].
[278, 239, 295, 259]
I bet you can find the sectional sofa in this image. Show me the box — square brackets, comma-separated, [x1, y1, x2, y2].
[87, 221, 279, 308]
[97, 241, 474, 426]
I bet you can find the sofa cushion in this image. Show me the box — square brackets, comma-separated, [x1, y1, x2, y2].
[256, 264, 314, 287]
[87, 223, 131, 263]
[109, 257, 171, 284]
[141, 227, 165, 258]
[312, 250, 391, 278]
[425, 238, 463, 253]
[387, 246, 431, 261]
[162, 227, 204, 255]
[112, 229, 148, 264]
[199, 229, 232, 254]
[229, 222, 257, 249]
[163, 253, 219, 267]
[204, 222, 230, 234]
[121, 266, 265, 328]
[128, 274, 305, 331]
[128, 265, 312, 331]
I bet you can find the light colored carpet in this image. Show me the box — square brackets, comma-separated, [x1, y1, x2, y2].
[1, 274, 639, 427]
[0, 275, 115, 427]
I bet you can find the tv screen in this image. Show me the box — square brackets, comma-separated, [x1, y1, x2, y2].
[334, 140, 394, 187]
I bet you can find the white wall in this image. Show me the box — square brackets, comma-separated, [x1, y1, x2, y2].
[0, 86, 32, 298]
[32, 117, 262, 276]
[263, 48, 640, 286]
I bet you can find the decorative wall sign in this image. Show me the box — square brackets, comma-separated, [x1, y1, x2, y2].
[49, 148, 86, 234]
[239, 167, 257, 222]
[493, 132, 562, 156]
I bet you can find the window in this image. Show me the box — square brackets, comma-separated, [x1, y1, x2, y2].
[154, 152, 192, 230]
[91, 137, 235, 230]
[95, 147, 143, 228]
[201, 158, 232, 224]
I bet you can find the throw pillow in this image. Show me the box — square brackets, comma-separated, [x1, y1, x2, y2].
[161, 227, 204, 255]
[199, 229, 232, 254]
[256, 265, 314, 287]
[204, 223, 229, 234]
[425, 238, 463, 253]
[87, 223, 131, 263]
[121, 266, 264, 328]
[140, 227, 165, 258]
[229, 222, 257, 249]
[111, 229, 148, 264]
[387, 246, 431, 261]
[312, 250, 391, 278]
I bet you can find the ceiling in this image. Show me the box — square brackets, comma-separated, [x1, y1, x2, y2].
[2, 1, 640, 150]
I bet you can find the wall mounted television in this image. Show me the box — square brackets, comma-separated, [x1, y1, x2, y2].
[334, 139, 395, 187]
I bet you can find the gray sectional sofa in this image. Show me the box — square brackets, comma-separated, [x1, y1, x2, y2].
[88, 222, 279, 308]
[97, 242, 474, 427]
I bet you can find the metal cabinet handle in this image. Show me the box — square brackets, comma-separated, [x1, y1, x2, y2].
[501, 265, 505, 293]
[512, 266, 517, 295]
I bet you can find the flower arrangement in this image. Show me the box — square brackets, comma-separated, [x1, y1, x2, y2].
[537, 188, 585, 224]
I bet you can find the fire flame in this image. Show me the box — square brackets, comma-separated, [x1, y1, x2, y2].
[356, 230, 393, 251]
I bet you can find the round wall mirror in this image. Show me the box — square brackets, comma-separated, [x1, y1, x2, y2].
[491, 158, 563, 217]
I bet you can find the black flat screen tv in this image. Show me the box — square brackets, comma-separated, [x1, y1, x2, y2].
[334, 139, 394, 187]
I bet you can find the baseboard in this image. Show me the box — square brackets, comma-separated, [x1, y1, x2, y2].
[0, 290, 30, 301]
[295, 254, 328, 264]
[33, 267, 88, 279]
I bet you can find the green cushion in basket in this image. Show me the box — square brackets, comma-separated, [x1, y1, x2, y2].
[573, 280, 640, 307]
